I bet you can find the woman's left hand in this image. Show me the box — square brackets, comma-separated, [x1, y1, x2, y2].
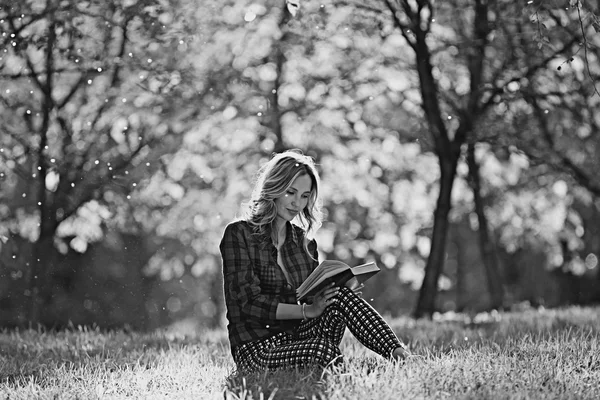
[306, 283, 339, 318]
[345, 278, 364, 297]
[351, 283, 364, 297]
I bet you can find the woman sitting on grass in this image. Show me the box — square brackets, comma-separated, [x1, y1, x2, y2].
[219, 150, 410, 372]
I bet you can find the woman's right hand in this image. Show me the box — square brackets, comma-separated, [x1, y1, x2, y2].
[306, 283, 339, 319]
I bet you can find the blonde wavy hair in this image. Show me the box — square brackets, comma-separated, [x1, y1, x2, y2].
[244, 150, 322, 254]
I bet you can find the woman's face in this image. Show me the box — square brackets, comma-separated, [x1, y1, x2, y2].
[275, 174, 312, 223]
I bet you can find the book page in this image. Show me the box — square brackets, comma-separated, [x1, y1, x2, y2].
[296, 260, 349, 300]
[350, 262, 378, 273]
[297, 260, 380, 301]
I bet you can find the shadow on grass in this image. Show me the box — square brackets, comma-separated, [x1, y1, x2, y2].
[1, 371, 42, 386]
[224, 367, 329, 400]
[222, 356, 394, 399]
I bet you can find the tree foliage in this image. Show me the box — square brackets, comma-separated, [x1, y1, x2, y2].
[1, 0, 599, 329]
[0, 0, 205, 324]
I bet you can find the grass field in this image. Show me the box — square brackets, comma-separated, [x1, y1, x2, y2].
[1, 306, 599, 399]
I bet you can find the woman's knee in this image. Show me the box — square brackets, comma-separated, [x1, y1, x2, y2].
[324, 286, 360, 316]
[235, 345, 267, 373]
[331, 286, 371, 319]
[310, 338, 342, 366]
[336, 286, 360, 303]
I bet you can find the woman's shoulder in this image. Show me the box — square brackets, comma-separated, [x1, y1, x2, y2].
[290, 223, 315, 243]
[223, 219, 251, 235]
[222, 219, 269, 251]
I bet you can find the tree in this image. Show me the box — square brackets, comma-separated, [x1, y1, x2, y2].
[161, 0, 439, 321]
[466, 143, 503, 309]
[192, 0, 600, 320]
[521, 1, 600, 282]
[375, 0, 495, 318]
[0, 0, 199, 325]
[373, 0, 600, 317]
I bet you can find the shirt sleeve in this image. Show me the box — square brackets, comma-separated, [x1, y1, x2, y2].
[220, 223, 279, 323]
[309, 237, 319, 269]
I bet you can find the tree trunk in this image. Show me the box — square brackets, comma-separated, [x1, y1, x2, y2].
[28, 218, 57, 326]
[268, 2, 291, 154]
[466, 143, 504, 309]
[26, 5, 58, 327]
[453, 229, 467, 312]
[410, 34, 460, 318]
[271, 45, 286, 153]
[386, 1, 485, 318]
[414, 156, 458, 318]
[210, 267, 225, 329]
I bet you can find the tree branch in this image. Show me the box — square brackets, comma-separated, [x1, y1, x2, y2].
[56, 75, 87, 110]
[335, 0, 386, 14]
[6, 20, 46, 95]
[527, 93, 600, 196]
[479, 35, 580, 114]
[0, 151, 31, 181]
[576, 4, 600, 97]
[58, 135, 154, 224]
[385, 0, 416, 50]
[0, 8, 48, 49]
[110, 16, 131, 87]
[0, 67, 110, 80]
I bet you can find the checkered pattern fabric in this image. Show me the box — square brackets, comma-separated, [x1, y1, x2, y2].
[220, 220, 319, 352]
[234, 287, 405, 372]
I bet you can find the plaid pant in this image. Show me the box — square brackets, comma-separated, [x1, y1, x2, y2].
[234, 287, 404, 372]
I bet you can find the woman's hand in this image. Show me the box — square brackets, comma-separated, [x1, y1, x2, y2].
[351, 283, 364, 297]
[345, 278, 364, 297]
[305, 283, 339, 319]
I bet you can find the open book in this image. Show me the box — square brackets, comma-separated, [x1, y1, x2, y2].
[296, 260, 380, 302]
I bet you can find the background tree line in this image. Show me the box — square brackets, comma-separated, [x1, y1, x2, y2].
[0, 0, 599, 331]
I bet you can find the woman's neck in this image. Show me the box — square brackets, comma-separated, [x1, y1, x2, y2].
[274, 218, 287, 247]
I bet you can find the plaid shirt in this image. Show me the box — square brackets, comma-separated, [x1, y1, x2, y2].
[220, 220, 318, 353]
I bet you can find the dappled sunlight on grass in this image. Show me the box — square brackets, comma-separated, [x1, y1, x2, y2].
[0, 327, 234, 399]
[224, 368, 327, 400]
[1, 306, 600, 399]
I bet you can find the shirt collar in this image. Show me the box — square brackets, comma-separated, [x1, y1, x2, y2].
[286, 221, 300, 246]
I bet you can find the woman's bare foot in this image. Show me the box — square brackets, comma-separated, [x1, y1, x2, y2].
[392, 346, 411, 361]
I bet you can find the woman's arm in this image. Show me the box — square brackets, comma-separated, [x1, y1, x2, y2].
[276, 283, 340, 320]
[275, 303, 305, 320]
[274, 236, 340, 320]
[221, 223, 339, 322]
[220, 223, 280, 322]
